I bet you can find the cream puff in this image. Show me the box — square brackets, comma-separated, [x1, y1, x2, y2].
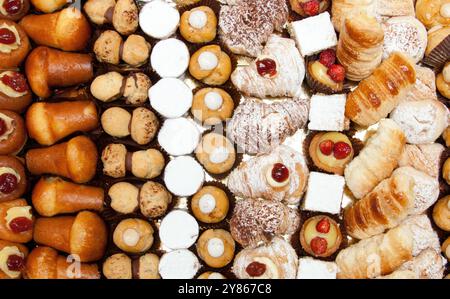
[191, 186, 229, 224]
[180, 6, 217, 43]
[189, 45, 232, 85]
[0, 110, 26, 155]
[103, 253, 160, 279]
[0, 70, 32, 113]
[0, 19, 30, 68]
[0, 198, 33, 243]
[113, 218, 154, 254]
[191, 88, 234, 126]
[300, 215, 342, 258]
[196, 229, 235, 268]
[0, 155, 26, 202]
[195, 133, 236, 175]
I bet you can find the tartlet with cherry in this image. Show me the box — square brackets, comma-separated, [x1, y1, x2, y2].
[300, 215, 342, 258]
[290, 0, 330, 17]
[306, 49, 345, 94]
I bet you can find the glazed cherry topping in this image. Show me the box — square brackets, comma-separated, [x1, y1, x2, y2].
[333, 142, 352, 160]
[327, 64, 346, 83]
[1, 73, 28, 93]
[319, 49, 336, 68]
[256, 58, 277, 78]
[316, 217, 331, 234]
[9, 217, 33, 233]
[0, 28, 16, 45]
[271, 163, 289, 183]
[319, 140, 334, 156]
[245, 261, 267, 277]
[310, 236, 328, 255]
[3, 0, 22, 15]
[0, 173, 18, 194]
[0, 118, 7, 136]
[6, 254, 24, 272]
[301, 0, 320, 16]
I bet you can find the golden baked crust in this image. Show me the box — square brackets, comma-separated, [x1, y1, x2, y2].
[444, 158, 450, 185]
[122, 35, 151, 67]
[109, 182, 139, 214]
[196, 229, 235, 268]
[137, 253, 160, 279]
[113, 218, 154, 254]
[139, 181, 172, 218]
[189, 45, 232, 85]
[112, 0, 139, 36]
[0, 240, 28, 279]
[300, 215, 342, 258]
[0, 20, 30, 69]
[101, 143, 127, 178]
[0, 110, 26, 155]
[426, 26, 450, 55]
[191, 186, 229, 223]
[416, 0, 450, 29]
[131, 149, 165, 179]
[0, 199, 33, 243]
[93, 30, 122, 64]
[433, 196, 450, 231]
[180, 6, 217, 43]
[195, 133, 236, 174]
[191, 88, 234, 126]
[130, 107, 159, 145]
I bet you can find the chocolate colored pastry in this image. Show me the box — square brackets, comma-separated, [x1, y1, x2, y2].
[0, 110, 26, 155]
[0, 0, 30, 21]
[300, 215, 342, 258]
[0, 198, 33, 243]
[25, 246, 100, 279]
[26, 135, 98, 184]
[25, 46, 93, 98]
[101, 143, 165, 179]
[32, 177, 104, 217]
[20, 7, 91, 52]
[26, 100, 98, 146]
[113, 218, 154, 254]
[0, 70, 32, 113]
[103, 253, 160, 279]
[30, 0, 69, 13]
[0, 239, 28, 279]
[101, 107, 159, 145]
[0, 19, 30, 68]
[33, 211, 107, 262]
[0, 155, 26, 202]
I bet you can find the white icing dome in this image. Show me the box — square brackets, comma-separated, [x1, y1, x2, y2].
[204, 91, 223, 110]
[198, 51, 218, 70]
[189, 10, 207, 29]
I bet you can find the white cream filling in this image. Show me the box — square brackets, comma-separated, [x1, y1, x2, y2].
[204, 92, 223, 111]
[265, 165, 290, 188]
[198, 51, 218, 71]
[5, 206, 32, 230]
[207, 237, 224, 258]
[122, 228, 140, 247]
[209, 147, 229, 164]
[198, 194, 216, 214]
[0, 246, 23, 278]
[189, 10, 207, 29]
[440, 3, 450, 18]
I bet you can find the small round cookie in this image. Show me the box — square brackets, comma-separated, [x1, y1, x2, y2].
[158, 118, 201, 156]
[139, 0, 180, 39]
[0, 110, 26, 155]
[198, 272, 226, 279]
[159, 249, 200, 279]
[149, 78, 193, 119]
[122, 35, 151, 67]
[151, 38, 190, 78]
[103, 253, 133, 279]
[159, 210, 199, 249]
[164, 156, 204, 197]
[196, 229, 235, 268]
[180, 6, 217, 43]
[139, 181, 172, 218]
[189, 45, 232, 85]
[432, 195, 450, 231]
[113, 218, 154, 253]
[195, 133, 236, 175]
[191, 88, 234, 126]
[109, 182, 140, 214]
[191, 186, 229, 224]
[437, 61, 450, 99]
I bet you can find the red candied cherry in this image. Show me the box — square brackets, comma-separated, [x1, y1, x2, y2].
[6, 254, 24, 272]
[319, 139, 334, 156]
[271, 163, 290, 183]
[327, 64, 346, 83]
[1, 72, 28, 93]
[246, 261, 267, 277]
[0, 118, 7, 136]
[0, 173, 18, 194]
[301, 0, 320, 16]
[256, 58, 277, 78]
[3, 0, 22, 15]
[319, 49, 336, 68]
[9, 217, 33, 233]
[333, 142, 352, 160]
[316, 217, 331, 234]
[310, 236, 328, 255]
[0, 28, 16, 45]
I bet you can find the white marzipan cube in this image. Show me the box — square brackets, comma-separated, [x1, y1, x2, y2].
[308, 94, 347, 131]
[297, 257, 338, 279]
[303, 172, 344, 214]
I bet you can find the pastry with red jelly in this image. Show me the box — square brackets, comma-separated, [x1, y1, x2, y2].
[308, 132, 354, 175]
[300, 215, 342, 258]
[0, 110, 26, 155]
[0, 155, 26, 202]
[0, 19, 30, 68]
[0, 198, 33, 243]
[306, 48, 345, 94]
[0, 239, 27, 279]
[290, 0, 330, 17]
[0, 71, 31, 113]
[0, 0, 30, 21]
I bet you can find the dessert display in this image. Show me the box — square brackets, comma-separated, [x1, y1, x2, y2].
[113, 218, 154, 254]
[191, 87, 234, 126]
[102, 253, 159, 279]
[0, 70, 32, 113]
[196, 229, 235, 268]
[300, 215, 342, 258]
[191, 186, 229, 223]
[0, 155, 26, 202]
[189, 44, 232, 85]
[0, 19, 30, 69]
[195, 133, 236, 175]
[0, 110, 26, 155]
[0, 0, 29, 21]
[180, 6, 217, 44]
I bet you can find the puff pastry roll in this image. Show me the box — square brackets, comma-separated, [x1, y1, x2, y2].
[398, 143, 445, 178]
[331, 0, 377, 32]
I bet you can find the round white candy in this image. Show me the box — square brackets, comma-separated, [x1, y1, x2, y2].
[122, 229, 140, 247]
[159, 210, 199, 250]
[209, 147, 229, 164]
[199, 194, 216, 214]
[159, 249, 200, 279]
[204, 92, 223, 110]
[164, 156, 205, 197]
[198, 51, 218, 70]
[207, 238, 224, 258]
[158, 118, 201, 156]
[149, 78, 193, 118]
[151, 38, 190, 78]
[189, 10, 207, 29]
[139, 0, 180, 39]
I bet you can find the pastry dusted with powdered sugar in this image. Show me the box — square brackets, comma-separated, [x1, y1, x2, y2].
[398, 143, 445, 178]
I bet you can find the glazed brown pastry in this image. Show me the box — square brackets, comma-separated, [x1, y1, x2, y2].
[437, 61, 450, 99]
[0, 19, 30, 68]
[308, 132, 353, 175]
[189, 45, 232, 85]
[423, 25, 450, 69]
[25, 46, 93, 98]
[32, 177, 104, 217]
[191, 186, 229, 224]
[20, 7, 91, 52]
[93, 30, 151, 66]
[180, 6, 217, 44]
[90, 72, 151, 105]
[26, 100, 98, 146]
[0, 199, 33, 243]
[300, 215, 342, 258]
[290, 0, 330, 16]
[30, 0, 68, 13]
[195, 133, 236, 175]
[25, 135, 98, 184]
[113, 218, 154, 254]
[191, 87, 234, 126]
[103, 253, 160, 279]
[0, 155, 26, 202]
[0, 110, 26, 155]
[0, 70, 31, 113]
[345, 52, 416, 126]
[26, 246, 100, 279]
[101, 107, 159, 145]
[101, 143, 165, 179]
[0, 0, 30, 21]
[33, 211, 107, 262]
[416, 0, 450, 29]
[108, 181, 172, 218]
[0, 239, 28, 279]
[433, 196, 450, 231]
[196, 229, 235, 268]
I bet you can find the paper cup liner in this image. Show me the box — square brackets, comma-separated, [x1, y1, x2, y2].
[423, 35, 450, 70]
